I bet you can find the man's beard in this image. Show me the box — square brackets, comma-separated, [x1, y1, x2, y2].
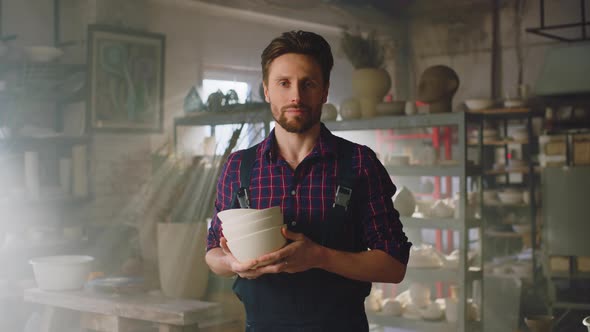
[272, 104, 321, 134]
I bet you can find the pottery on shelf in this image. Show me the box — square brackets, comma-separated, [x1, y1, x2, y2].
[351, 68, 391, 118]
[339, 98, 362, 120]
[321, 103, 338, 121]
[393, 186, 416, 217]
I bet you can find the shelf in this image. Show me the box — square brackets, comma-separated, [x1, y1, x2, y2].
[404, 267, 482, 283]
[484, 230, 522, 238]
[0, 195, 91, 209]
[482, 201, 531, 208]
[385, 165, 481, 177]
[367, 314, 458, 332]
[0, 135, 90, 147]
[483, 166, 541, 175]
[552, 302, 590, 310]
[325, 112, 476, 131]
[174, 104, 272, 126]
[468, 139, 530, 146]
[401, 217, 480, 230]
[466, 108, 544, 118]
[549, 271, 590, 280]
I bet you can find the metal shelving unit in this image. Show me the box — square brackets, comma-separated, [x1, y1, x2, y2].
[469, 108, 544, 282]
[326, 112, 483, 332]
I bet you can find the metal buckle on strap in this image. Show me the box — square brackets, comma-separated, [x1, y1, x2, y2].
[333, 185, 352, 211]
[237, 187, 250, 209]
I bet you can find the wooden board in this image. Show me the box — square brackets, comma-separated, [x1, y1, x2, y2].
[24, 288, 221, 326]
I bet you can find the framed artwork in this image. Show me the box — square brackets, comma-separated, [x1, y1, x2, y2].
[87, 25, 165, 132]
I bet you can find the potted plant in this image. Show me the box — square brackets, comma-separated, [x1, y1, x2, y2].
[340, 29, 391, 118]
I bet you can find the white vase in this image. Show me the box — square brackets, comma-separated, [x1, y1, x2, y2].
[157, 222, 209, 299]
[351, 68, 391, 118]
[393, 186, 416, 217]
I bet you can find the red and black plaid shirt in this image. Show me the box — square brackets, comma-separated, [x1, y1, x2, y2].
[207, 124, 411, 265]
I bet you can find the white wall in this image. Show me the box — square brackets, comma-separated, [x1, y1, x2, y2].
[408, 0, 585, 109]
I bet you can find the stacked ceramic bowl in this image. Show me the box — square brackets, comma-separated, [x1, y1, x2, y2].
[218, 206, 286, 265]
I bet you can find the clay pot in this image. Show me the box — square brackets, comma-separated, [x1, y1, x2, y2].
[351, 68, 391, 118]
[525, 315, 554, 332]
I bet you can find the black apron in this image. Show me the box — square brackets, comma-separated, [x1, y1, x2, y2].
[232, 142, 371, 332]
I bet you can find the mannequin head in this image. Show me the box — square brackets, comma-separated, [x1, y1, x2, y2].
[417, 65, 459, 113]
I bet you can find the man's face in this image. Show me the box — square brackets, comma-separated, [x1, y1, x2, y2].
[263, 53, 329, 134]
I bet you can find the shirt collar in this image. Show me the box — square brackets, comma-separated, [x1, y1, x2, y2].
[261, 123, 338, 163]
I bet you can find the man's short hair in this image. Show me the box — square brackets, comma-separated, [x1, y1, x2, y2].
[261, 30, 333, 85]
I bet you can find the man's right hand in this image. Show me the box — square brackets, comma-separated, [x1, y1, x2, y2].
[219, 237, 266, 279]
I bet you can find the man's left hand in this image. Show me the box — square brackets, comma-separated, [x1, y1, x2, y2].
[254, 227, 325, 274]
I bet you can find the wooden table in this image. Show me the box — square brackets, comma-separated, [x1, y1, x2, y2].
[24, 288, 223, 332]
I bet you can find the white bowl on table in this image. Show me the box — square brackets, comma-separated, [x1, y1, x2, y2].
[512, 224, 532, 234]
[29, 255, 94, 291]
[498, 190, 523, 204]
[504, 99, 525, 108]
[24, 46, 64, 63]
[226, 225, 286, 264]
[465, 99, 494, 111]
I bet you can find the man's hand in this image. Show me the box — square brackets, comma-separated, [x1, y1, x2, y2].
[219, 237, 265, 279]
[255, 227, 325, 274]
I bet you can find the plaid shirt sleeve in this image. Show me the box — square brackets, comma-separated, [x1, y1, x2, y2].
[206, 151, 241, 251]
[357, 146, 412, 265]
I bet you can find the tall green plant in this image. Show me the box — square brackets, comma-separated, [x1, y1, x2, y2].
[340, 29, 385, 69]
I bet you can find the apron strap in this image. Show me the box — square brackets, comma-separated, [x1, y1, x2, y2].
[233, 143, 259, 208]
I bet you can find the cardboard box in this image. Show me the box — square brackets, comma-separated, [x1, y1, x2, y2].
[573, 134, 590, 165]
[539, 135, 566, 156]
[577, 256, 590, 273]
[549, 256, 570, 272]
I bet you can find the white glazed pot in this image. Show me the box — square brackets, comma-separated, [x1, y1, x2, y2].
[351, 68, 391, 118]
[393, 186, 416, 217]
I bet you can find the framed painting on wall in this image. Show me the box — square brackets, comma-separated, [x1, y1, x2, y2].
[87, 25, 165, 132]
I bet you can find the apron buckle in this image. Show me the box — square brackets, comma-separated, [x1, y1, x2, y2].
[333, 185, 352, 211]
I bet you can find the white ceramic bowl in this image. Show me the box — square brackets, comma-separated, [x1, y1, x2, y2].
[218, 206, 281, 226]
[25, 46, 63, 62]
[498, 191, 523, 204]
[512, 224, 532, 234]
[582, 316, 590, 331]
[504, 99, 525, 108]
[222, 215, 283, 241]
[465, 99, 494, 111]
[30, 255, 94, 290]
[226, 226, 286, 263]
